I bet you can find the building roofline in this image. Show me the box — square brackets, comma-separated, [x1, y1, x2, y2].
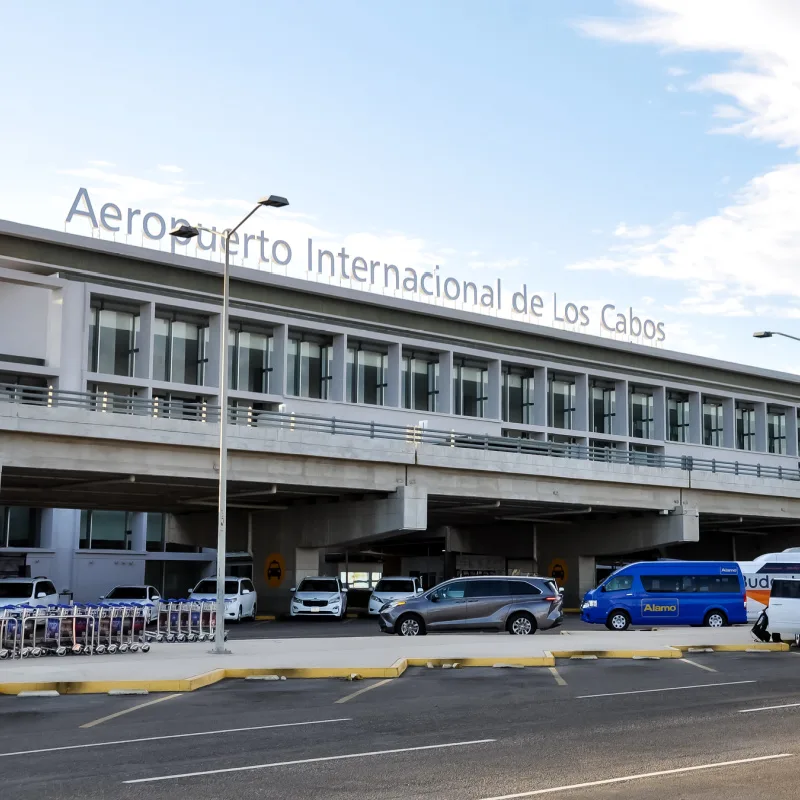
[1, 217, 798, 387]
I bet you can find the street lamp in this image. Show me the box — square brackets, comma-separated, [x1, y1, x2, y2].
[170, 194, 289, 654]
[753, 331, 800, 343]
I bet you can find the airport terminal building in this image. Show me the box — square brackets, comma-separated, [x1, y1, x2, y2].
[1, 218, 800, 611]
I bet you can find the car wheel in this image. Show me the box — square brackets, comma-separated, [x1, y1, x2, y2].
[704, 610, 727, 628]
[251, 602, 257, 620]
[237, 605, 243, 623]
[397, 614, 425, 636]
[606, 610, 631, 631]
[507, 612, 536, 635]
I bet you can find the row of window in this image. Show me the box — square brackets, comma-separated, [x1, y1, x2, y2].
[604, 574, 742, 594]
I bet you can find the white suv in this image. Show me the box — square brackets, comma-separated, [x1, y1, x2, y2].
[368, 576, 423, 616]
[291, 577, 347, 619]
[0, 577, 59, 607]
[189, 577, 257, 621]
[765, 578, 800, 644]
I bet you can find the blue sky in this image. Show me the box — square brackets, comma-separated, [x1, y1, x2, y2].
[2, 1, 800, 371]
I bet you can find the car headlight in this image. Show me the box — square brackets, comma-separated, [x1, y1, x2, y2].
[225, 598, 235, 605]
[582, 600, 597, 608]
[389, 600, 406, 609]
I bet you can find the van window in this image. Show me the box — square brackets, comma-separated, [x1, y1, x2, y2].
[375, 579, 415, 593]
[438, 581, 467, 600]
[772, 580, 800, 599]
[642, 575, 741, 594]
[604, 575, 633, 592]
[511, 581, 542, 596]
[465, 579, 510, 598]
[36, 581, 56, 596]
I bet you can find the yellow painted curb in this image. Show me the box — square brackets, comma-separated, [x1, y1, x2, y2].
[406, 656, 555, 668]
[671, 642, 790, 653]
[549, 648, 683, 659]
[255, 615, 276, 621]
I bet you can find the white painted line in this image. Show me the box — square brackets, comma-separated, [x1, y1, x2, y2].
[577, 680, 755, 699]
[548, 667, 567, 687]
[0, 718, 353, 758]
[123, 739, 497, 784]
[80, 693, 181, 729]
[17, 691, 60, 698]
[678, 658, 717, 673]
[739, 703, 800, 714]
[335, 678, 394, 704]
[477, 753, 793, 799]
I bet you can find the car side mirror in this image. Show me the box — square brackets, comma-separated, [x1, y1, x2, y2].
[559, 588, 565, 595]
[417, 587, 424, 594]
[430, 592, 440, 603]
[152, 595, 160, 601]
[188, 588, 193, 594]
[290, 587, 297, 592]
[600, 585, 606, 592]
[342, 588, 348, 593]
[99, 595, 105, 600]
[36, 592, 47, 599]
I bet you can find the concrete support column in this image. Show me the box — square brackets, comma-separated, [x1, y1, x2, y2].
[386, 343, 402, 408]
[787, 409, 798, 457]
[723, 397, 736, 449]
[653, 386, 666, 441]
[689, 392, 702, 444]
[49, 282, 87, 391]
[438, 350, 453, 415]
[129, 512, 147, 552]
[331, 334, 347, 402]
[755, 401, 768, 452]
[573, 373, 589, 432]
[533, 366, 548, 426]
[577, 556, 597, 604]
[135, 302, 155, 380]
[270, 324, 288, 397]
[487, 359, 502, 420]
[613, 379, 629, 437]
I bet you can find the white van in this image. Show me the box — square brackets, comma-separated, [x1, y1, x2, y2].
[764, 578, 800, 644]
[368, 576, 423, 616]
[738, 548, 800, 622]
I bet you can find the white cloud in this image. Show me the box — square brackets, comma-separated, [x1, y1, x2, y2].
[157, 164, 183, 174]
[613, 222, 653, 239]
[88, 160, 115, 167]
[468, 257, 525, 271]
[666, 83, 678, 93]
[667, 66, 689, 77]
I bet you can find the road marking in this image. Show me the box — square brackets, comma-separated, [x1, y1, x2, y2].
[548, 667, 567, 686]
[577, 680, 755, 699]
[123, 739, 496, 784]
[80, 694, 181, 728]
[335, 678, 394, 704]
[739, 703, 800, 714]
[1, 718, 352, 758]
[476, 753, 793, 799]
[678, 658, 717, 673]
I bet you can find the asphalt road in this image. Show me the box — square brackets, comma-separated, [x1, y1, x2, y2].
[2, 652, 799, 799]
[226, 614, 597, 639]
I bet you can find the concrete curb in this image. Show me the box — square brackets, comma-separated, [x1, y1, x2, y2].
[0, 642, 791, 695]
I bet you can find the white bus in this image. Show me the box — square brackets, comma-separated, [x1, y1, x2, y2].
[738, 548, 800, 622]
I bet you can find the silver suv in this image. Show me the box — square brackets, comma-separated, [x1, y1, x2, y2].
[378, 576, 563, 636]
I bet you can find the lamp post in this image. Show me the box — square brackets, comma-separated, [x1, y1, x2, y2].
[753, 331, 800, 343]
[170, 195, 289, 654]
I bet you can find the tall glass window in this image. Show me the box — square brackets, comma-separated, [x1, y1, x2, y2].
[79, 510, 129, 550]
[229, 328, 273, 393]
[549, 376, 576, 429]
[402, 355, 439, 412]
[453, 361, 488, 417]
[1, 506, 38, 548]
[503, 369, 534, 424]
[88, 306, 139, 377]
[347, 346, 387, 406]
[153, 317, 209, 385]
[703, 399, 724, 447]
[287, 338, 332, 399]
[736, 404, 756, 451]
[630, 387, 655, 439]
[146, 513, 165, 553]
[590, 382, 615, 434]
[768, 408, 787, 454]
[667, 392, 690, 442]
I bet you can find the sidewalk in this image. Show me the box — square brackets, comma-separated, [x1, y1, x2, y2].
[0, 627, 788, 694]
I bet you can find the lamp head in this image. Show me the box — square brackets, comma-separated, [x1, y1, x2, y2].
[258, 195, 290, 208]
[169, 224, 200, 239]
[752, 331, 773, 339]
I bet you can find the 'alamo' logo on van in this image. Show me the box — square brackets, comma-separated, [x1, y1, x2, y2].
[641, 599, 679, 616]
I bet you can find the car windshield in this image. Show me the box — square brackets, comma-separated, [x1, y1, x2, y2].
[194, 580, 239, 594]
[375, 579, 414, 593]
[298, 579, 339, 593]
[107, 587, 148, 599]
[0, 582, 33, 599]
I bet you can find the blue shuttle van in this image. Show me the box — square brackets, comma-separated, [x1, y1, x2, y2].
[580, 561, 746, 630]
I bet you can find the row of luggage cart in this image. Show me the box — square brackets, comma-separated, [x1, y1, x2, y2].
[0, 599, 222, 659]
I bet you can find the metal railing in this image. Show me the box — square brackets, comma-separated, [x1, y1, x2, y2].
[2, 382, 799, 482]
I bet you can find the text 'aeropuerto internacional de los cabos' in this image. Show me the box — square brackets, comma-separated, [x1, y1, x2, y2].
[65, 186, 666, 342]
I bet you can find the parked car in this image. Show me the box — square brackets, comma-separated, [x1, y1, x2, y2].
[379, 575, 563, 636]
[189, 577, 257, 622]
[0, 576, 58, 607]
[368, 576, 423, 616]
[581, 560, 747, 630]
[763, 578, 800, 644]
[290, 577, 347, 619]
[101, 585, 161, 622]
